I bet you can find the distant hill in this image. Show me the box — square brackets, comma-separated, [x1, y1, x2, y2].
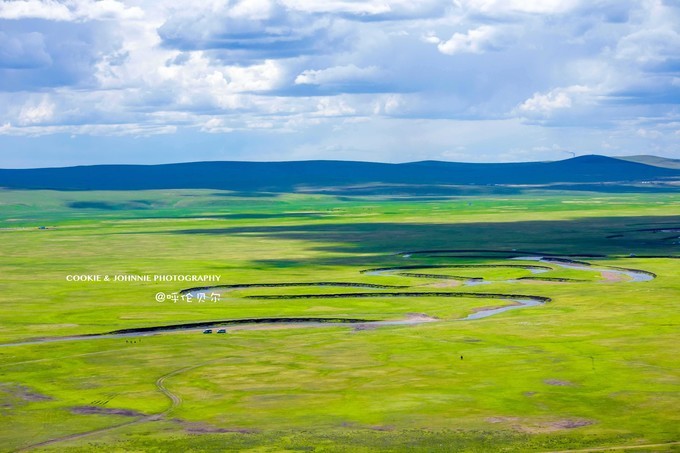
[619, 155, 680, 170]
[0, 155, 678, 193]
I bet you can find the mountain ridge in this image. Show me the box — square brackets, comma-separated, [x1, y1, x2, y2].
[1, 155, 678, 192]
[618, 155, 680, 170]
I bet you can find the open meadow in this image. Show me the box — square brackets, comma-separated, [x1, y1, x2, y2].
[0, 189, 678, 452]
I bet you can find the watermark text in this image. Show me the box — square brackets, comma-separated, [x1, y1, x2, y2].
[65, 274, 222, 283]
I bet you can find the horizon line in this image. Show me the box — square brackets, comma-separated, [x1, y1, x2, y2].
[0, 153, 650, 171]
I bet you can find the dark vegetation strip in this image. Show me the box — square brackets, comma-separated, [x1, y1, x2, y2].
[540, 257, 592, 266]
[420, 255, 524, 259]
[603, 266, 657, 278]
[628, 255, 680, 259]
[100, 317, 373, 335]
[180, 282, 409, 294]
[516, 277, 586, 282]
[2, 318, 380, 346]
[395, 272, 477, 280]
[245, 292, 552, 302]
[361, 264, 552, 273]
[398, 249, 606, 258]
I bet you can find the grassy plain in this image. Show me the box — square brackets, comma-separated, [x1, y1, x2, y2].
[0, 189, 678, 452]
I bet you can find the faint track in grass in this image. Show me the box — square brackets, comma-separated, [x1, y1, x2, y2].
[14, 363, 207, 452]
[0, 345, 170, 368]
[153, 363, 206, 417]
[546, 440, 680, 452]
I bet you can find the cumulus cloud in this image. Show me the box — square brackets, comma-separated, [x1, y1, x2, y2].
[1, 0, 680, 164]
[429, 25, 507, 55]
[313, 97, 357, 116]
[295, 64, 380, 85]
[281, 0, 446, 20]
[0, 0, 143, 22]
[616, 27, 680, 66]
[0, 17, 128, 92]
[0, 31, 51, 69]
[454, 0, 580, 16]
[517, 85, 591, 116]
[2, 123, 177, 137]
[150, 54, 286, 112]
[282, 0, 391, 16]
[0, 0, 72, 21]
[18, 97, 55, 125]
[156, 1, 340, 60]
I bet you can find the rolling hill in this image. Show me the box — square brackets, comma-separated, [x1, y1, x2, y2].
[0, 155, 678, 193]
[619, 155, 680, 170]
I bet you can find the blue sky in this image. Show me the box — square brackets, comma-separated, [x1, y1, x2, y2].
[1, 0, 679, 167]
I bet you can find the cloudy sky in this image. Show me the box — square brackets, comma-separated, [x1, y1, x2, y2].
[1, 0, 679, 167]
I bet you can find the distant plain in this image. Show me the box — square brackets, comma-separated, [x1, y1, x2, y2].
[0, 187, 678, 452]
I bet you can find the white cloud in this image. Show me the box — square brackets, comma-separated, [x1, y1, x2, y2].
[0, 122, 177, 137]
[0, 31, 51, 69]
[454, 0, 580, 16]
[225, 60, 285, 91]
[282, 0, 390, 16]
[372, 94, 404, 115]
[295, 64, 380, 85]
[431, 26, 506, 55]
[228, 0, 277, 20]
[636, 128, 662, 139]
[153, 55, 285, 111]
[281, 0, 444, 18]
[199, 115, 277, 133]
[517, 86, 591, 116]
[2, 0, 680, 163]
[313, 97, 357, 117]
[18, 97, 55, 125]
[200, 117, 235, 134]
[0, 0, 72, 20]
[74, 0, 144, 21]
[616, 26, 680, 65]
[519, 91, 572, 114]
[156, 1, 336, 59]
[0, 0, 143, 22]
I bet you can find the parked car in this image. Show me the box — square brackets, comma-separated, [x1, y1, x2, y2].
[217, 329, 227, 334]
[203, 329, 212, 334]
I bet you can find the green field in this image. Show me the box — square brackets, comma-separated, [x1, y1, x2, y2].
[0, 190, 678, 452]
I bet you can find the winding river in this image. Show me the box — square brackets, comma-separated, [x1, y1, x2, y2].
[510, 256, 655, 282]
[0, 254, 655, 347]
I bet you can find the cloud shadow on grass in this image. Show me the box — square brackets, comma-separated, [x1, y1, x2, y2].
[156, 215, 680, 263]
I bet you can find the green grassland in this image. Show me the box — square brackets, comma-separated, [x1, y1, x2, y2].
[0, 189, 678, 452]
